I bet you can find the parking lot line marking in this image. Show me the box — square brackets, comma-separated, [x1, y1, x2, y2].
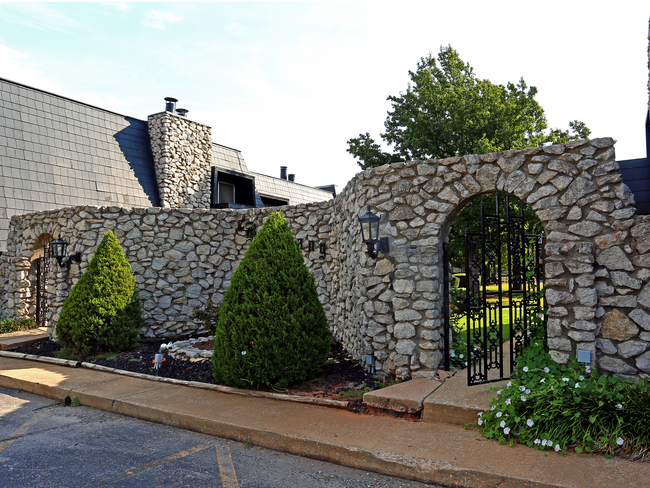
[82, 441, 214, 488]
[0, 411, 46, 454]
[216, 443, 240, 488]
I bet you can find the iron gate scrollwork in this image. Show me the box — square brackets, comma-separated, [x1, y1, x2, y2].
[36, 239, 51, 328]
[463, 193, 544, 386]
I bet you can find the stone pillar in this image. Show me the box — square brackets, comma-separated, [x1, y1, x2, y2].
[147, 112, 213, 209]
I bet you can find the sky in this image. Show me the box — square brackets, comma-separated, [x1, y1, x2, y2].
[0, 1, 648, 193]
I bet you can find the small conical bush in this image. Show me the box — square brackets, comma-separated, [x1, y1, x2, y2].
[213, 212, 331, 389]
[56, 231, 142, 357]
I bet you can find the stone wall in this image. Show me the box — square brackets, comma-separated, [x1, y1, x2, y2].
[1, 203, 336, 338]
[148, 112, 213, 208]
[3, 138, 650, 380]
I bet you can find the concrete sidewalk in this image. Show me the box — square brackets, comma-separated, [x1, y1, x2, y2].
[1, 354, 649, 487]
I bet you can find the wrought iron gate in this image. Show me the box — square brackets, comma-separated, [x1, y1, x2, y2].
[462, 193, 544, 386]
[35, 240, 51, 328]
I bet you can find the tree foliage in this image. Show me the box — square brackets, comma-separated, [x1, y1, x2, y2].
[448, 194, 544, 269]
[348, 45, 591, 169]
[56, 231, 142, 357]
[212, 212, 331, 389]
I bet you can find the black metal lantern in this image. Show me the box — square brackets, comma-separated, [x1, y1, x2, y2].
[50, 236, 81, 268]
[358, 206, 389, 259]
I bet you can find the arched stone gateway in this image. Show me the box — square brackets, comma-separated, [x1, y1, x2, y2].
[334, 137, 648, 380]
[2, 137, 650, 380]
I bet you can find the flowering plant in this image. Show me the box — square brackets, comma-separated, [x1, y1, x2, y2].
[476, 341, 650, 459]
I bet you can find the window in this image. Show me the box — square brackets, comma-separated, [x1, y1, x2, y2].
[211, 168, 256, 208]
[218, 181, 235, 204]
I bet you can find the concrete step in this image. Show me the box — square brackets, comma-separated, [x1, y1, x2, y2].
[0, 327, 49, 351]
[363, 370, 505, 426]
[422, 371, 506, 426]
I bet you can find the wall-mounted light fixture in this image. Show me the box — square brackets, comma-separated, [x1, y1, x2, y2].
[50, 237, 81, 268]
[358, 206, 389, 259]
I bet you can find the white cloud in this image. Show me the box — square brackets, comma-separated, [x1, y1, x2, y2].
[105, 3, 130, 13]
[143, 10, 183, 30]
[0, 44, 64, 93]
[0, 3, 88, 34]
[225, 22, 249, 37]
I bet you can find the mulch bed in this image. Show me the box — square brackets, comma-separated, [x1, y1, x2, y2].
[14, 337, 400, 416]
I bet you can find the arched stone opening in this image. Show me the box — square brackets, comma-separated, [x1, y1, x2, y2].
[440, 191, 546, 384]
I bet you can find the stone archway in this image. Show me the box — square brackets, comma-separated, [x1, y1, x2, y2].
[344, 137, 647, 380]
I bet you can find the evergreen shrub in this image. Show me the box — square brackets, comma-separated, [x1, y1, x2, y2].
[213, 212, 331, 389]
[56, 231, 143, 357]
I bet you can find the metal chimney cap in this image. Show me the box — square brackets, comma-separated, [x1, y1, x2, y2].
[164, 97, 179, 103]
[288, 174, 295, 182]
[176, 108, 189, 117]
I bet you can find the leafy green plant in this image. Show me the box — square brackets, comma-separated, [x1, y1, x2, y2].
[212, 212, 331, 389]
[477, 341, 650, 459]
[193, 299, 221, 335]
[56, 231, 143, 358]
[0, 317, 37, 334]
[338, 387, 368, 399]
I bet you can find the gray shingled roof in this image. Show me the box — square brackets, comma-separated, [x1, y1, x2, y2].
[211, 143, 249, 174]
[253, 173, 334, 205]
[0, 77, 158, 250]
[0, 78, 335, 251]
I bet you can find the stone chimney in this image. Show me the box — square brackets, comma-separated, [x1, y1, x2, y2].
[148, 99, 213, 208]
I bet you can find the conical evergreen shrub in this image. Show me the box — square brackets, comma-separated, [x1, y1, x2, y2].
[56, 231, 143, 357]
[213, 212, 331, 389]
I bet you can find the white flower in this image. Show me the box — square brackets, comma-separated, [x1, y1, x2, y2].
[504, 427, 511, 435]
[541, 439, 547, 446]
[585, 366, 591, 373]
[496, 390, 502, 395]
[540, 378, 546, 383]
[521, 395, 527, 402]
[575, 383, 580, 389]
[562, 377, 569, 382]
[525, 389, 531, 395]
[527, 419, 534, 427]
[241, 350, 247, 355]
[554, 444, 561, 452]
[617, 437, 624, 446]
[579, 376, 584, 381]
[478, 412, 483, 417]
[523, 366, 529, 372]
[519, 385, 526, 392]
[496, 411, 502, 418]
[478, 419, 483, 426]
[544, 367, 550, 373]
[491, 405, 496, 411]
[616, 404, 623, 409]
[505, 398, 511, 405]
[507, 382, 512, 387]
[500, 420, 506, 428]
[534, 439, 541, 445]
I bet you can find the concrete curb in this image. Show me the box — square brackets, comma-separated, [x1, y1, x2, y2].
[2, 354, 647, 488]
[0, 350, 349, 410]
[0, 350, 81, 368]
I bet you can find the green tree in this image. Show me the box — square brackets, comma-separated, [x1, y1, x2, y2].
[56, 231, 142, 357]
[213, 212, 331, 389]
[348, 45, 591, 169]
